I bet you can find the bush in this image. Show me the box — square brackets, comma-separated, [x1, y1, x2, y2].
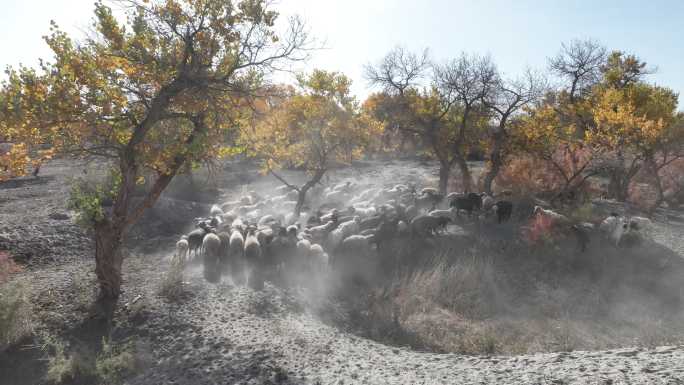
[95, 338, 139, 385]
[42, 334, 141, 385]
[157, 254, 187, 301]
[0, 278, 33, 352]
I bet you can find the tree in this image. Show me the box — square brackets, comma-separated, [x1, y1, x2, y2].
[433, 53, 497, 192]
[243, 70, 376, 217]
[363, 47, 429, 155]
[481, 69, 546, 194]
[590, 51, 675, 202]
[0, 0, 309, 317]
[549, 39, 606, 103]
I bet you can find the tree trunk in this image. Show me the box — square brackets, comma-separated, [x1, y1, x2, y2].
[438, 161, 450, 195]
[93, 221, 125, 320]
[483, 131, 505, 195]
[293, 169, 326, 218]
[455, 155, 472, 193]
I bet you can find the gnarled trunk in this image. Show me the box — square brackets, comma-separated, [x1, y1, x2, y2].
[93, 221, 125, 320]
[438, 161, 450, 196]
[455, 154, 472, 193]
[483, 131, 506, 195]
[293, 169, 326, 218]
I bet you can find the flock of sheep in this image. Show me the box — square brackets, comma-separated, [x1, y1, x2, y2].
[172, 179, 653, 289]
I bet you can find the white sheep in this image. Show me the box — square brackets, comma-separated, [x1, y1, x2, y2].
[175, 235, 189, 263]
[325, 189, 348, 203]
[327, 228, 345, 251]
[353, 206, 377, 217]
[338, 216, 361, 238]
[210, 204, 224, 217]
[429, 207, 457, 221]
[258, 214, 276, 227]
[599, 214, 628, 246]
[533, 206, 571, 226]
[308, 243, 329, 273]
[397, 220, 409, 234]
[239, 195, 253, 206]
[306, 220, 336, 240]
[244, 229, 263, 288]
[421, 187, 439, 196]
[338, 234, 375, 253]
[296, 239, 312, 255]
[280, 200, 298, 211]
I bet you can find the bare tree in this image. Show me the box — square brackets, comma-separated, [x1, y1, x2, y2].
[548, 39, 606, 102]
[364, 46, 430, 96]
[482, 69, 547, 194]
[434, 53, 498, 192]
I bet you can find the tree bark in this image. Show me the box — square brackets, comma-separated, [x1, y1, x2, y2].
[294, 169, 326, 218]
[455, 154, 472, 193]
[483, 130, 505, 195]
[93, 220, 125, 321]
[438, 160, 450, 195]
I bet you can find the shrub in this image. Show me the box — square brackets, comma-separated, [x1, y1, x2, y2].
[0, 251, 22, 284]
[0, 278, 33, 352]
[157, 254, 186, 301]
[95, 338, 139, 385]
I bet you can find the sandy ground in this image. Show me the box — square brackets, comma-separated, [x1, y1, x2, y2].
[1, 158, 684, 385]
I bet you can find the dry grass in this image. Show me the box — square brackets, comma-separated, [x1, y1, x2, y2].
[0, 278, 34, 352]
[40, 332, 143, 385]
[345, 234, 684, 355]
[157, 254, 188, 301]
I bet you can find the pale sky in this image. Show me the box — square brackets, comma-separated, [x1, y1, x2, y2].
[1, 0, 682, 105]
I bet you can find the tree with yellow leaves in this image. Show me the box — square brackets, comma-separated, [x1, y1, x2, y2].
[243, 70, 378, 217]
[0, 0, 309, 317]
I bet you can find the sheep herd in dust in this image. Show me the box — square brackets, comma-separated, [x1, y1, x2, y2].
[172, 178, 654, 289]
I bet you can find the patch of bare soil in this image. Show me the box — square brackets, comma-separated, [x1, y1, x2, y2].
[1, 158, 684, 385]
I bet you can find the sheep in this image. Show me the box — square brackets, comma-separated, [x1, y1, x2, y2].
[201, 233, 222, 283]
[244, 228, 264, 290]
[492, 200, 513, 223]
[599, 214, 627, 246]
[286, 190, 299, 201]
[275, 184, 294, 194]
[410, 215, 450, 237]
[421, 187, 439, 196]
[327, 228, 345, 251]
[449, 194, 481, 215]
[220, 200, 241, 212]
[533, 206, 571, 226]
[320, 209, 339, 223]
[280, 200, 298, 212]
[239, 195, 253, 206]
[257, 214, 276, 227]
[296, 239, 312, 255]
[352, 205, 376, 217]
[571, 222, 594, 252]
[397, 220, 409, 234]
[359, 215, 384, 231]
[481, 194, 496, 211]
[308, 243, 329, 273]
[628, 216, 653, 233]
[217, 231, 231, 272]
[338, 234, 375, 254]
[374, 218, 398, 249]
[446, 192, 463, 202]
[229, 230, 246, 284]
[337, 216, 361, 238]
[186, 228, 207, 260]
[324, 189, 348, 203]
[210, 204, 224, 217]
[305, 220, 336, 241]
[175, 235, 189, 263]
[414, 193, 442, 212]
[429, 207, 457, 220]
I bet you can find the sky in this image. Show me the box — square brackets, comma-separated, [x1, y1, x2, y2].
[1, 0, 682, 105]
